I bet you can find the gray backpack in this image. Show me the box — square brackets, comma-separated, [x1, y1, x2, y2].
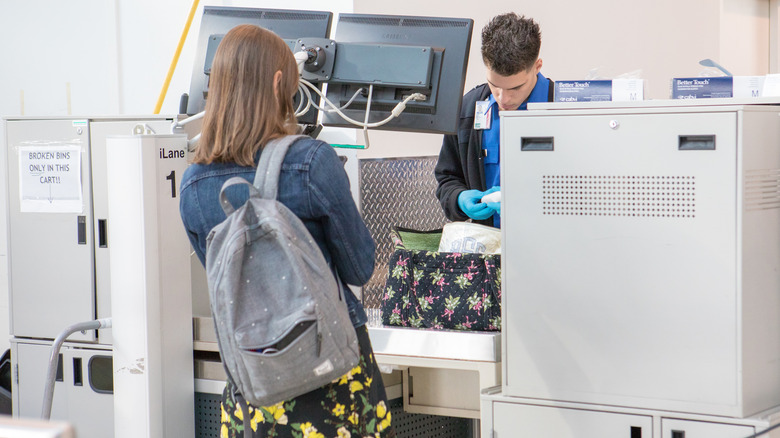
[205, 135, 360, 408]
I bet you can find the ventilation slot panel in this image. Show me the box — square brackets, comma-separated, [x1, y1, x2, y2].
[542, 175, 696, 218]
[745, 169, 780, 211]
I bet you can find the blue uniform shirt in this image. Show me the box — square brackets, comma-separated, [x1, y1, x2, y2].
[482, 72, 550, 227]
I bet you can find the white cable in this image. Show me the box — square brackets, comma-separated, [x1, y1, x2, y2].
[295, 81, 363, 118]
[294, 84, 306, 115]
[294, 83, 313, 117]
[362, 129, 371, 149]
[178, 64, 423, 141]
[299, 77, 425, 128]
[305, 86, 365, 113]
[362, 85, 374, 148]
[363, 84, 374, 126]
[294, 51, 309, 74]
[335, 88, 364, 111]
[291, 49, 315, 118]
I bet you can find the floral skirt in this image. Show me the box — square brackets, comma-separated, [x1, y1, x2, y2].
[219, 325, 396, 438]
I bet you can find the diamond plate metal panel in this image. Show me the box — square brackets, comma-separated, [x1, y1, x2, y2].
[359, 157, 448, 308]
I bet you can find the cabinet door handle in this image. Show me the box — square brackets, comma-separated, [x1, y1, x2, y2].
[679, 135, 715, 150]
[98, 219, 108, 248]
[55, 354, 63, 382]
[521, 136, 554, 151]
[77, 216, 87, 245]
[73, 357, 83, 386]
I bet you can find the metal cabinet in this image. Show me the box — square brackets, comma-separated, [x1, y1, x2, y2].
[491, 401, 652, 438]
[12, 340, 113, 438]
[481, 389, 764, 438]
[6, 119, 97, 342]
[4, 116, 176, 343]
[4, 116, 179, 434]
[500, 104, 780, 418]
[661, 418, 755, 438]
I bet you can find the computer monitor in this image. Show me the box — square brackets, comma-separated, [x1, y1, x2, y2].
[186, 6, 332, 125]
[321, 14, 473, 135]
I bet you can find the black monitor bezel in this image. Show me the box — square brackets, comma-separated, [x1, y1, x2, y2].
[186, 6, 333, 125]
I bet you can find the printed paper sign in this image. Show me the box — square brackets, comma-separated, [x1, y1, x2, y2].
[18, 145, 83, 213]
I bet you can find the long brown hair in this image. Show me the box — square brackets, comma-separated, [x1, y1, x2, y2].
[193, 24, 299, 165]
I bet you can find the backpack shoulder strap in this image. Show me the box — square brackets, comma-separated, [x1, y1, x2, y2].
[218, 177, 259, 216]
[254, 135, 307, 199]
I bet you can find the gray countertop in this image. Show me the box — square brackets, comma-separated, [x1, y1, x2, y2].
[193, 316, 500, 363]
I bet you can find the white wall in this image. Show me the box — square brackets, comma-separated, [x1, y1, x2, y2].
[0, 1, 121, 117]
[0, 0, 772, 354]
[0, 0, 122, 355]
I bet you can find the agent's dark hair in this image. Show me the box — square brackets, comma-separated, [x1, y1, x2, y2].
[481, 13, 541, 76]
[194, 24, 299, 166]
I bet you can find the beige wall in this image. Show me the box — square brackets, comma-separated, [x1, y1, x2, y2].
[771, 0, 780, 72]
[352, 0, 770, 159]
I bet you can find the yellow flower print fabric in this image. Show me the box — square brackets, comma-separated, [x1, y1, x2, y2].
[219, 326, 395, 438]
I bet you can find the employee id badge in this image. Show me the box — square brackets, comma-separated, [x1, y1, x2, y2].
[474, 100, 491, 130]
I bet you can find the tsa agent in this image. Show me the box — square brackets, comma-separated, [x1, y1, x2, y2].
[435, 13, 554, 228]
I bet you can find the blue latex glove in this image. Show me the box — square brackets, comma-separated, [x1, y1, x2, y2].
[457, 189, 494, 220]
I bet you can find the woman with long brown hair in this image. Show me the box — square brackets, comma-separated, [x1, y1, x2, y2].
[179, 24, 395, 438]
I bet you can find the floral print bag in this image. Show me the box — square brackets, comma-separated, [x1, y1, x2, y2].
[381, 227, 501, 331]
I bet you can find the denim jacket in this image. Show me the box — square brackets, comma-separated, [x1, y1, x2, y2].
[179, 136, 373, 327]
